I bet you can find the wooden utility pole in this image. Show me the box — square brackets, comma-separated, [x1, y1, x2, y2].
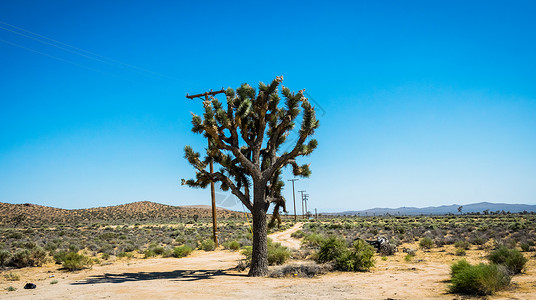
[298, 190, 306, 219]
[288, 179, 299, 221]
[186, 88, 225, 247]
[303, 193, 309, 218]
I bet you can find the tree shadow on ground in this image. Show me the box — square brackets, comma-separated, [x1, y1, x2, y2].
[71, 268, 246, 285]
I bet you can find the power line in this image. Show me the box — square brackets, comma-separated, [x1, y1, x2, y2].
[0, 19, 187, 83]
[0, 37, 186, 98]
[0, 38, 122, 79]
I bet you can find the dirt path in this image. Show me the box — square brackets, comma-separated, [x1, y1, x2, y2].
[268, 222, 303, 250]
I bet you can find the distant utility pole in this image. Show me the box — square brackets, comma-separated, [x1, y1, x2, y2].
[288, 179, 299, 221]
[298, 190, 306, 219]
[186, 88, 225, 247]
[304, 193, 309, 218]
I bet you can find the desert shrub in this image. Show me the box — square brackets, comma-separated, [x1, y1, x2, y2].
[0, 249, 11, 266]
[223, 240, 241, 251]
[303, 233, 325, 247]
[241, 246, 253, 264]
[117, 251, 134, 259]
[488, 246, 527, 274]
[199, 239, 216, 251]
[316, 237, 347, 264]
[291, 230, 305, 239]
[143, 249, 156, 258]
[61, 252, 92, 271]
[520, 243, 532, 252]
[404, 253, 414, 262]
[240, 241, 291, 266]
[471, 237, 485, 246]
[267, 240, 291, 265]
[419, 237, 434, 249]
[455, 248, 466, 256]
[450, 259, 471, 276]
[269, 262, 332, 278]
[454, 241, 471, 250]
[9, 247, 47, 268]
[5, 286, 17, 292]
[4, 272, 20, 281]
[335, 240, 375, 272]
[173, 245, 193, 258]
[449, 261, 511, 295]
[153, 246, 165, 255]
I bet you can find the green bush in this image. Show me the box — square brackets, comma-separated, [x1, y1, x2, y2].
[404, 253, 414, 262]
[316, 237, 347, 264]
[241, 246, 252, 264]
[200, 239, 216, 251]
[419, 237, 434, 249]
[449, 261, 511, 295]
[454, 241, 471, 250]
[290, 230, 305, 239]
[153, 246, 165, 255]
[9, 247, 47, 268]
[173, 245, 193, 258]
[335, 239, 375, 272]
[143, 249, 156, 258]
[488, 246, 527, 274]
[451, 259, 471, 276]
[0, 250, 11, 266]
[240, 241, 291, 266]
[303, 233, 325, 247]
[455, 248, 466, 256]
[224, 240, 241, 251]
[267, 240, 291, 265]
[520, 243, 531, 252]
[61, 252, 92, 271]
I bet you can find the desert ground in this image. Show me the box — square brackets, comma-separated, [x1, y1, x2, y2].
[1, 222, 535, 300]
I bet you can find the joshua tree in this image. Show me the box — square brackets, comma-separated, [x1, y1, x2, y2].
[182, 76, 319, 276]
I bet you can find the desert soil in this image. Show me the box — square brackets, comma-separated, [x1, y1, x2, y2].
[1, 224, 535, 300]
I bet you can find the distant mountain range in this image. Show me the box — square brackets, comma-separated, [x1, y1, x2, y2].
[327, 202, 536, 216]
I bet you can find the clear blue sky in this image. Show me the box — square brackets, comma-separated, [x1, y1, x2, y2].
[1, 1, 535, 212]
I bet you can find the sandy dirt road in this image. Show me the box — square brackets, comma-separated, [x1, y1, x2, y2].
[268, 222, 303, 250]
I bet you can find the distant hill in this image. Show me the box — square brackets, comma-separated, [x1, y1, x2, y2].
[328, 202, 536, 216]
[0, 201, 247, 226]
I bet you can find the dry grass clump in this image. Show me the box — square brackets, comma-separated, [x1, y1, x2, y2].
[269, 262, 333, 278]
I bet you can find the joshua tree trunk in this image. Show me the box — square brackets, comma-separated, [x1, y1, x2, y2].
[248, 185, 269, 277]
